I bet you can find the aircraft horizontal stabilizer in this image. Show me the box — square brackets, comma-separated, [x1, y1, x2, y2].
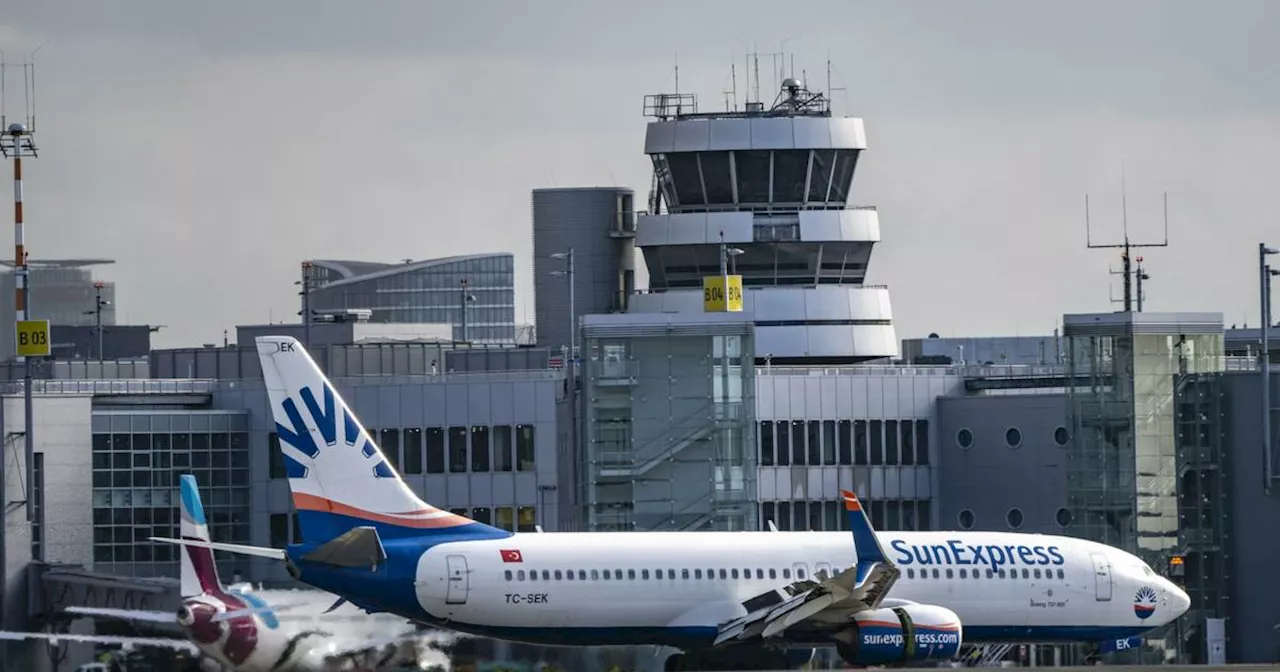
[0, 630, 199, 653]
[149, 536, 287, 560]
[301, 526, 387, 568]
[63, 606, 179, 624]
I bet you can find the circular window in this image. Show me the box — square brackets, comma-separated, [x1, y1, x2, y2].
[1006, 508, 1024, 529]
[956, 428, 974, 449]
[1053, 426, 1070, 446]
[1005, 427, 1023, 448]
[958, 509, 975, 530]
[1056, 507, 1073, 527]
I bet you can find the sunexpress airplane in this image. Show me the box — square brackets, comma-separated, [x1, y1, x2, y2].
[155, 336, 1190, 671]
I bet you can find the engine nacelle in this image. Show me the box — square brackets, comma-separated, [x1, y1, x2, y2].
[836, 604, 963, 667]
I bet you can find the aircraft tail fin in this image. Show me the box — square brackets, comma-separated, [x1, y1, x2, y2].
[254, 335, 512, 544]
[178, 474, 223, 598]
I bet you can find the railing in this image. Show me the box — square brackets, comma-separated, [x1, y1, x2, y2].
[0, 379, 220, 395]
[654, 204, 878, 215]
[760, 356, 1258, 379]
[587, 359, 639, 380]
[632, 283, 890, 296]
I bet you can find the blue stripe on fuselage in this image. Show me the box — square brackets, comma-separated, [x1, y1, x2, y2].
[294, 510, 513, 543]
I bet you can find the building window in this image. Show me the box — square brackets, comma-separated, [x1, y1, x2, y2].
[915, 420, 930, 465]
[956, 428, 974, 449]
[448, 426, 468, 472]
[496, 507, 515, 532]
[380, 428, 400, 473]
[759, 421, 774, 466]
[517, 506, 537, 532]
[270, 514, 289, 548]
[268, 432, 285, 479]
[1005, 427, 1022, 448]
[1055, 507, 1073, 527]
[821, 420, 836, 465]
[425, 427, 445, 473]
[402, 428, 423, 475]
[493, 425, 514, 472]
[837, 420, 852, 465]
[1007, 508, 1024, 529]
[471, 426, 491, 472]
[1053, 426, 1070, 447]
[516, 424, 535, 471]
[958, 509, 975, 530]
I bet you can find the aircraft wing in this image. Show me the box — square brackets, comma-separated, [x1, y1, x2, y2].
[0, 630, 199, 653]
[712, 491, 900, 646]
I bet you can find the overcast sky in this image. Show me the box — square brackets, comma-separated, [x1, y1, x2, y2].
[2, 0, 1278, 348]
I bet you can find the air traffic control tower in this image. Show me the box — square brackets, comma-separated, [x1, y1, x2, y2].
[628, 79, 897, 364]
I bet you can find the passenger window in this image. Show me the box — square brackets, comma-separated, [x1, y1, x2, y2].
[628, 569, 636, 580]
[615, 568, 622, 578]
[590, 570, 599, 580]
[505, 570, 513, 581]
[554, 570, 563, 580]
[1034, 569, 1041, 579]
[731, 569, 739, 579]
[986, 569, 994, 578]
[517, 570, 526, 580]
[769, 569, 777, 579]
[668, 569, 676, 579]
[566, 570, 574, 581]
[542, 570, 550, 580]
[706, 568, 714, 578]
[579, 570, 587, 580]
[907, 568, 915, 579]
[529, 571, 538, 581]
[602, 570, 610, 581]
[719, 569, 727, 579]
[958, 568, 966, 579]
[1057, 569, 1064, 579]
[946, 569, 953, 579]
[997, 569, 1006, 578]
[797, 567, 807, 579]
[682, 569, 690, 579]
[932, 569, 940, 578]
[695, 569, 703, 579]
[642, 569, 650, 580]
[1021, 568, 1029, 579]
[783, 569, 791, 579]
[756, 569, 764, 579]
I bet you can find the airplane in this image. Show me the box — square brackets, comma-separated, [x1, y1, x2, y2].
[154, 335, 1192, 671]
[0, 474, 436, 671]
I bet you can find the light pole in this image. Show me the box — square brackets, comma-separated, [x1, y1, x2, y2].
[82, 281, 110, 360]
[298, 261, 313, 352]
[1262, 243, 1279, 492]
[459, 278, 477, 343]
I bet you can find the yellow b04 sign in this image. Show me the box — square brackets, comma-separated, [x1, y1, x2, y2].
[703, 276, 744, 312]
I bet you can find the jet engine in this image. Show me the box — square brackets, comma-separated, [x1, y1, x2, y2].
[835, 604, 963, 667]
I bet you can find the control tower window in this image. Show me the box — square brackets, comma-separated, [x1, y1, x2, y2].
[698, 152, 734, 204]
[666, 153, 704, 207]
[808, 150, 836, 202]
[772, 150, 809, 204]
[735, 150, 771, 203]
[827, 150, 859, 202]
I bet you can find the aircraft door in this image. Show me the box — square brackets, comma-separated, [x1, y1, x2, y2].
[1089, 553, 1112, 602]
[446, 555, 470, 605]
[814, 562, 833, 580]
[791, 562, 809, 582]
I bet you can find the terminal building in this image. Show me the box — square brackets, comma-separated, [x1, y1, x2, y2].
[2, 81, 1280, 668]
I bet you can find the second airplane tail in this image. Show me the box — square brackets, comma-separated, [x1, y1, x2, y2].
[255, 335, 512, 545]
[179, 474, 224, 598]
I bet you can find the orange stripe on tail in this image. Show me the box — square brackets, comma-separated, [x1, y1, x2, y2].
[292, 492, 473, 529]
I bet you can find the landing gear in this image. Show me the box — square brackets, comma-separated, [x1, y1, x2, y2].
[664, 653, 685, 672]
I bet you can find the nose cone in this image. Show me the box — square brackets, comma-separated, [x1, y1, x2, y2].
[1165, 579, 1191, 620]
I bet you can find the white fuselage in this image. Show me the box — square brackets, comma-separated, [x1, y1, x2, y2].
[405, 530, 1183, 646]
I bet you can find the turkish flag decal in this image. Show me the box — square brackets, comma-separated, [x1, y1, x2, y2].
[500, 549, 523, 563]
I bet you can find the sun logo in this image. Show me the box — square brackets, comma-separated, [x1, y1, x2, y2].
[1133, 586, 1158, 620]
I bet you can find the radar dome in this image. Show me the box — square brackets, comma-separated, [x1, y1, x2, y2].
[782, 77, 803, 90]
[6, 123, 26, 134]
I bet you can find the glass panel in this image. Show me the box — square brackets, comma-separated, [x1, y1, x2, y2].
[425, 427, 445, 473]
[448, 427, 467, 473]
[471, 426, 491, 472]
[402, 428, 423, 475]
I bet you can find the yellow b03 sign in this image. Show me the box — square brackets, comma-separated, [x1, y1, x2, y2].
[16, 320, 50, 357]
[703, 275, 743, 312]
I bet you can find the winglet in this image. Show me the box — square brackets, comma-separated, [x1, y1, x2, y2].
[840, 490, 893, 585]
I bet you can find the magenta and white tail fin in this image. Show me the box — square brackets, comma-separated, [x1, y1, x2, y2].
[178, 474, 223, 598]
[254, 335, 511, 543]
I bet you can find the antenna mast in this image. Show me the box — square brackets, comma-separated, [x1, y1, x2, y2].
[1085, 171, 1169, 313]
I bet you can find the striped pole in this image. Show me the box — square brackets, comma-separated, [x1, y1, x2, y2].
[10, 124, 25, 363]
